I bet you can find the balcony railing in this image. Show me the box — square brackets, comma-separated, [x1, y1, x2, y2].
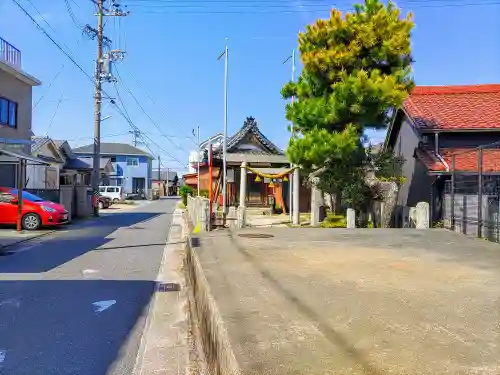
[0, 37, 21, 68]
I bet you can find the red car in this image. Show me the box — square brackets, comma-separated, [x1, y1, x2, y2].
[0, 188, 69, 230]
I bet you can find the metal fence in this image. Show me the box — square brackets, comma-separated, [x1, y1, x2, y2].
[0, 37, 21, 68]
[443, 146, 500, 242]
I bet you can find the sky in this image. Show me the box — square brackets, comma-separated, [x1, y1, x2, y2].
[0, 0, 499, 173]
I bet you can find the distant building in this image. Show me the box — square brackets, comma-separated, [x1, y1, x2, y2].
[72, 142, 154, 195]
[188, 133, 224, 174]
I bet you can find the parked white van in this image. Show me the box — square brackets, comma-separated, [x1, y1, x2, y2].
[99, 186, 123, 203]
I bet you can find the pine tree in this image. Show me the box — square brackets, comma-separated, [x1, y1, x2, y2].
[282, 0, 414, 215]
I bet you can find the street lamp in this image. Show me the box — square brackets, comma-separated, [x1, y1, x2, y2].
[218, 41, 229, 215]
[283, 49, 296, 222]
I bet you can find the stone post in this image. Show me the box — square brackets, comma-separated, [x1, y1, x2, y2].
[415, 202, 430, 229]
[238, 162, 247, 228]
[239, 162, 247, 208]
[310, 177, 323, 227]
[199, 198, 210, 232]
[346, 208, 356, 228]
[292, 168, 300, 225]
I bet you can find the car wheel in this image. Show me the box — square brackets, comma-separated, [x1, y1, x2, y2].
[22, 213, 41, 231]
[113, 198, 119, 204]
[99, 201, 104, 209]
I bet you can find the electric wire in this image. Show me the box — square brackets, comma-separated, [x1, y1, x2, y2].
[11, 0, 186, 166]
[114, 66, 189, 153]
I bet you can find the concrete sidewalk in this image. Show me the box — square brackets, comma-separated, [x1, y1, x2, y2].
[188, 227, 500, 375]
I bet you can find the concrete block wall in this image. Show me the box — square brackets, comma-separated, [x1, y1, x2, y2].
[187, 196, 210, 232]
[60, 186, 74, 221]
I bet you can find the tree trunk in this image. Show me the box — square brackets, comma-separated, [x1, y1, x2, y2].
[333, 193, 342, 215]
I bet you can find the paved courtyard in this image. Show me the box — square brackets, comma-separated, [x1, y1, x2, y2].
[194, 228, 500, 375]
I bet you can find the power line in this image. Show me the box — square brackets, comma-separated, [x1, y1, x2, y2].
[111, 99, 184, 164]
[46, 77, 71, 135]
[33, 37, 84, 111]
[67, 132, 131, 141]
[11, 0, 95, 82]
[125, 0, 500, 14]
[114, 66, 189, 153]
[64, 0, 85, 29]
[120, 63, 195, 144]
[13, 0, 186, 167]
[125, 0, 499, 5]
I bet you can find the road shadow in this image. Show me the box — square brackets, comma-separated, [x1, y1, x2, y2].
[0, 279, 155, 375]
[0, 212, 161, 273]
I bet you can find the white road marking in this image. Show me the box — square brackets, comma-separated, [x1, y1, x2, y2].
[92, 300, 116, 313]
[0, 297, 21, 308]
[0, 349, 6, 363]
[82, 269, 99, 278]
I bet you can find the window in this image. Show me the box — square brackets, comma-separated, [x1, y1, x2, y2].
[106, 187, 116, 193]
[110, 157, 116, 163]
[126, 157, 139, 166]
[0, 97, 17, 127]
[99, 187, 106, 193]
[10, 190, 44, 202]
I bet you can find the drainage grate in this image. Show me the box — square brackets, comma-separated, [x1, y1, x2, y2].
[238, 233, 275, 239]
[157, 282, 181, 292]
[124, 226, 145, 230]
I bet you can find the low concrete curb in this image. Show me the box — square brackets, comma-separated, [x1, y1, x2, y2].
[133, 208, 189, 375]
[183, 211, 241, 375]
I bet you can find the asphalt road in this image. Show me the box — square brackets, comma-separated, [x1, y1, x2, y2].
[0, 198, 178, 375]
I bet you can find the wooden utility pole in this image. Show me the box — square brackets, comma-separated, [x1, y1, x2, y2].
[90, 0, 128, 216]
[91, 0, 104, 216]
[166, 167, 170, 196]
[158, 155, 161, 189]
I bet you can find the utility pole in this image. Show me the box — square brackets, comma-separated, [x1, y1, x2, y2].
[283, 49, 296, 221]
[91, 0, 104, 217]
[197, 125, 201, 197]
[90, 0, 128, 216]
[158, 155, 161, 196]
[166, 167, 170, 196]
[158, 155, 161, 182]
[130, 129, 141, 146]
[217, 43, 228, 216]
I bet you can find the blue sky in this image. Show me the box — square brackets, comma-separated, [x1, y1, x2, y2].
[0, 0, 499, 172]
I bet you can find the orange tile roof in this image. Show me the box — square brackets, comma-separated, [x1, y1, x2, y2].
[417, 147, 500, 172]
[404, 84, 500, 130]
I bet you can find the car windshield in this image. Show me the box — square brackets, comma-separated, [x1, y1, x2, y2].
[10, 190, 45, 202]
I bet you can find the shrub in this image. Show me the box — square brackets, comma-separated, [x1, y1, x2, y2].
[320, 213, 347, 228]
[199, 189, 209, 198]
[179, 185, 193, 206]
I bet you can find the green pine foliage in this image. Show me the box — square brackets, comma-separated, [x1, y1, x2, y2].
[282, 0, 414, 208]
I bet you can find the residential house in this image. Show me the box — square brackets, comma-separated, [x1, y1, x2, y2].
[72, 142, 154, 195]
[384, 84, 500, 225]
[27, 136, 115, 189]
[0, 36, 45, 187]
[26, 136, 66, 190]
